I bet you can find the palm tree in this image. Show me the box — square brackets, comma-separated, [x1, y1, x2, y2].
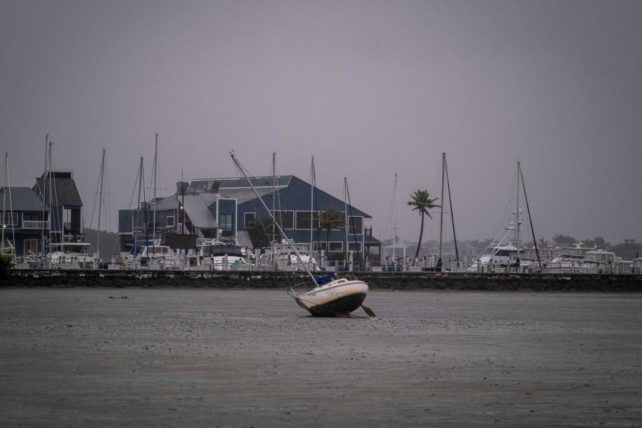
[408, 190, 440, 259]
[319, 207, 343, 252]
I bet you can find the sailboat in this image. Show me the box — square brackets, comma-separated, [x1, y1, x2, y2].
[470, 161, 541, 273]
[230, 152, 373, 317]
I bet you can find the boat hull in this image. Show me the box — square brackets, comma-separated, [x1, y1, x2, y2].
[294, 279, 368, 316]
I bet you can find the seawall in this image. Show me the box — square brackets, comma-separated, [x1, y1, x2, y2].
[2, 270, 642, 292]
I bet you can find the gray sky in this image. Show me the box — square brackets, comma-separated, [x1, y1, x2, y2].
[1, 0, 641, 244]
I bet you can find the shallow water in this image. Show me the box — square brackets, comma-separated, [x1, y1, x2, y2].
[1, 288, 641, 426]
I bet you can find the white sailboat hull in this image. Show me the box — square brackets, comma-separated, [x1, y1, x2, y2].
[293, 278, 368, 316]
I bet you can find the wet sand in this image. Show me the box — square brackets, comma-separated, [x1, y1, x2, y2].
[1, 288, 641, 427]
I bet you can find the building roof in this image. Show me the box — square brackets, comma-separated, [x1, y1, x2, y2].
[191, 175, 291, 191]
[182, 194, 217, 229]
[34, 171, 83, 207]
[0, 187, 47, 211]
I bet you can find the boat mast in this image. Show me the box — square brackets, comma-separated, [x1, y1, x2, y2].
[96, 148, 106, 261]
[519, 163, 542, 270]
[231, 152, 318, 286]
[515, 161, 521, 252]
[272, 152, 276, 245]
[40, 134, 48, 259]
[438, 152, 446, 270]
[136, 157, 147, 244]
[152, 134, 158, 244]
[344, 177, 348, 262]
[309, 156, 315, 253]
[180, 168, 185, 235]
[392, 173, 398, 261]
[444, 155, 460, 264]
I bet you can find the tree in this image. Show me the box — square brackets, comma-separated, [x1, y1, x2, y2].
[408, 190, 440, 258]
[552, 234, 576, 246]
[319, 207, 343, 252]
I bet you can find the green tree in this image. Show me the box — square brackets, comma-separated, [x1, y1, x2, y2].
[408, 190, 440, 258]
[319, 207, 343, 251]
[552, 234, 577, 246]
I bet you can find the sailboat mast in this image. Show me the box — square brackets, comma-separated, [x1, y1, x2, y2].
[180, 168, 185, 235]
[41, 134, 48, 258]
[445, 156, 460, 263]
[438, 152, 446, 267]
[519, 164, 542, 270]
[95, 149, 106, 260]
[231, 152, 318, 286]
[272, 152, 276, 245]
[392, 173, 398, 261]
[1, 153, 6, 253]
[48, 141, 54, 245]
[344, 177, 348, 260]
[515, 161, 521, 252]
[152, 134, 158, 243]
[309, 156, 315, 253]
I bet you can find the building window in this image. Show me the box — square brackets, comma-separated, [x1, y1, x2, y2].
[273, 211, 294, 229]
[348, 242, 362, 252]
[295, 211, 316, 229]
[244, 212, 256, 228]
[166, 216, 175, 227]
[23, 212, 43, 221]
[1, 212, 18, 226]
[313, 241, 327, 251]
[24, 239, 39, 255]
[329, 241, 343, 252]
[347, 216, 363, 234]
[219, 214, 233, 231]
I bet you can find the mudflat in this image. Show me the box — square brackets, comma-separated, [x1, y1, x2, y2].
[1, 288, 641, 427]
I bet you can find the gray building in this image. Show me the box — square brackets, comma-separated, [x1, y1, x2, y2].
[0, 186, 48, 256]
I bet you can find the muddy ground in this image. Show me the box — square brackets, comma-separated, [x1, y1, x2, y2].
[1, 288, 641, 427]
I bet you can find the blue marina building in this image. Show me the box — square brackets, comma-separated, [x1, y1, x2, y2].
[118, 175, 381, 263]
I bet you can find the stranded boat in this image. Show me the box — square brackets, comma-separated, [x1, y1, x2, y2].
[230, 152, 374, 317]
[288, 273, 368, 316]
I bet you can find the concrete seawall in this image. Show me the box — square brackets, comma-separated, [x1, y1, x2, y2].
[3, 270, 642, 291]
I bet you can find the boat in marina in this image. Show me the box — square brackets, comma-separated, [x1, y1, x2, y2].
[230, 152, 373, 317]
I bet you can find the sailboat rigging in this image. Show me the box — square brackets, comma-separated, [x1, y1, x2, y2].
[230, 152, 374, 317]
[436, 152, 459, 272]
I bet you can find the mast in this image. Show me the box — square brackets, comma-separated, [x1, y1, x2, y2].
[392, 173, 398, 261]
[136, 157, 147, 243]
[180, 168, 185, 235]
[231, 152, 318, 286]
[1, 153, 7, 254]
[445, 155, 460, 263]
[152, 134, 158, 244]
[272, 152, 276, 245]
[47, 141, 55, 246]
[96, 149, 106, 261]
[344, 177, 348, 263]
[41, 134, 48, 259]
[515, 161, 521, 252]
[2, 153, 17, 260]
[0, 152, 6, 254]
[519, 163, 542, 270]
[438, 152, 446, 269]
[309, 156, 315, 253]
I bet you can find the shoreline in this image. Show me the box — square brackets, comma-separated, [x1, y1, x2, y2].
[3, 269, 642, 292]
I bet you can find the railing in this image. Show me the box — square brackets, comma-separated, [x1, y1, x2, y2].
[22, 220, 48, 229]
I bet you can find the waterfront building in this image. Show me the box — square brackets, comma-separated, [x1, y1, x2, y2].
[0, 186, 49, 256]
[118, 175, 381, 263]
[33, 171, 84, 244]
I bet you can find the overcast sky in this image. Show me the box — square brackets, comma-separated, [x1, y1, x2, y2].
[1, 0, 641, 244]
